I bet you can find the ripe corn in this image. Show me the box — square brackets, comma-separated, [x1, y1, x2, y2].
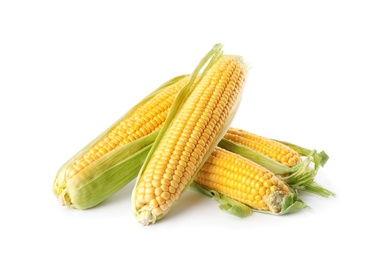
[225, 128, 301, 167]
[219, 129, 334, 197]
[193, 147, 305, 214]
[52, 75, 190, 209]
[133, 50, 247, 225]
[67, 78, 190, 179]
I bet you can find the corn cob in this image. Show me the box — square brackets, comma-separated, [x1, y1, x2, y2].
[53, 44, 331, 212]
[192, 147, 306, 216]
[225, 128, 302, 167]
[219, 130, 334, 197]
[52, 75, 191, 209]
[132, 44, 247, 225]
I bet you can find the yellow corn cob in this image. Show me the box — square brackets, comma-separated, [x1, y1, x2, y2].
[133, 51, 247, 225]
[53, 43, 330, 212]
[66, 78, 190, 179]
[224, 128, 301, 167]
[218, 129, 334, 198]
[53, 75, 190, 209]
[194, 147, 304, 214]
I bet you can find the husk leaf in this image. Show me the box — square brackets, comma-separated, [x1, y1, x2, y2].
[53, 75, 187, 208]
[133, 44, 247, 225]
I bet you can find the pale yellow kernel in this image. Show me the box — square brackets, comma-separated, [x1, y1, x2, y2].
[145, 187, 154, 194]
[156, 196, 165, 205]
[160, 203, 168, 211]
[163, 173, 172, 180]
[155, 188, 163, 196]
[172, 175, 181, 183]
[161, 178, 170, 185]
[136, 194, 145, 204]
[144, 193, 155, 202]
[137, 187, 145, 194]
[152, 207, 163, 216]
[266, 188, 271, 195]
[178, 183, 185, 191]
[66, 168, 78, 178]
[169, 186, 176, 194]
[79, 160, 88, 168]
[161, 191, 170, 200]
[170, 180, 179, 188]
[153, 174, 163, 180]
[152, 180, 160, 188]
[161, 185, 169, 192]
[270, 186, 278, 192]
[149, 199, 159, 208]
[166, 199, 173, 207]
[143, 175, 152, 182]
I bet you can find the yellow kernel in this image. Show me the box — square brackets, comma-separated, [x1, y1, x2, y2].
[270, 186, 278, 192]
[161, 191, 170, 200]
[161, 185, 169, 192]
[161, 178, 170, 185]
[145, 187, 154, 194]
[153, 174, 163, 180]
[156, 196, 165, 205]
[149, 199, 159, 208]
[144, 193, 155, 202]
[170, 180, 179, 188]
[137, 186, 145, 194]
[263, 180, 272, 188]
[154, 188, 163, 196]
[169, 186, 176, 194]
[152, 207, 163, 216]
[172, 175, 181, 182]
[136, 194, 145, 204]
[259, 186, 266, 196]
[163, 173, 172, 180]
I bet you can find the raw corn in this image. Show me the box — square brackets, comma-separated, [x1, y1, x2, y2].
[132, 45, 247, 225]
[53, 43, 332, 216]
[52, 75, 191, 209]
[219, 129, 334, 197]
[225, 128, 301, 167]
[65, 77, 190, 180]
[192, 147, 306, 216]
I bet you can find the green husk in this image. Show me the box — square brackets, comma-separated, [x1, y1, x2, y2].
[190, 183, 252, 217]
[52, 75, 187, 209]
[218, 137, 334, 197]
[132, 44, 247, 225]
[272, 139, 329, 170]
[190, 183, 307, 217]
[63, 133, 156, 209]
[218, 138, 293, 174]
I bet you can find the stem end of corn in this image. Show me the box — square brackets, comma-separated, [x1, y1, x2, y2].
[136, 208, 157, 226]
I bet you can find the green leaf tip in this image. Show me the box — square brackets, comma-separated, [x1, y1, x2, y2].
[302, 182, 336, 198]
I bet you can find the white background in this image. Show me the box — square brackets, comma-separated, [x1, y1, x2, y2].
[1, 1, 389, 259]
